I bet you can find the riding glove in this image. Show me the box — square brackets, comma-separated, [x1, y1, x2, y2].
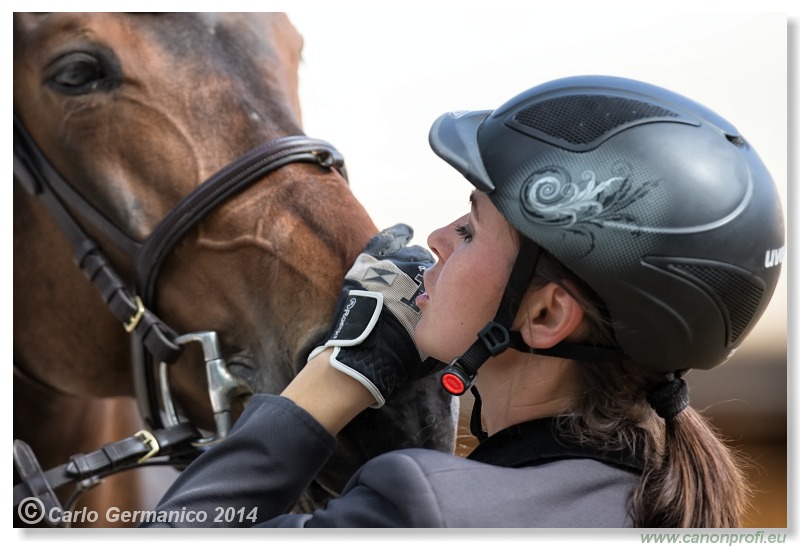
[309, 224, 437, 407]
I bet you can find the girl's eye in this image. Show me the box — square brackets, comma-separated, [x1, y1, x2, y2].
[454, 224, 473, 242]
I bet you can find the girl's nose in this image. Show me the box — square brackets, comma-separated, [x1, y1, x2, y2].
[427, 214, 467, 262]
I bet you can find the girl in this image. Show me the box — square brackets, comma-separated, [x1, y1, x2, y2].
[143, 75, 784, 528]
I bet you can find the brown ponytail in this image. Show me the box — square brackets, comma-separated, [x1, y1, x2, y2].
[631, 405, 751, 527]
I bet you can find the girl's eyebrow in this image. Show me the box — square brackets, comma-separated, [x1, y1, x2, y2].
[469, 190, 482, 223]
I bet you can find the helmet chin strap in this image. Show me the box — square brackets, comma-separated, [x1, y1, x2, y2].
[440, 237, 543, 398]
[439, 237, 626, 441]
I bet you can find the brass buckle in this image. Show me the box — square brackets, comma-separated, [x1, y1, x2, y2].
[124, 296, 145, 333]
[135, 430, 160, 463]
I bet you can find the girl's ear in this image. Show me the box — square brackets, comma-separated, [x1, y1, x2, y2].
[515, 282, 585, 349]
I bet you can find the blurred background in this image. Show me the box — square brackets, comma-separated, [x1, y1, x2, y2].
[288, 8, 789, 527]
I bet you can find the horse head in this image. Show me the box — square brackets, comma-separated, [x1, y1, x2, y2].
[13, 12, 454, 513]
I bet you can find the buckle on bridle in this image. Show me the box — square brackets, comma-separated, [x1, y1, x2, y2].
[123, 296, 145, 333]
[135, 429, 160, 463]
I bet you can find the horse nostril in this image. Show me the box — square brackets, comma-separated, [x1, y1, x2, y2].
[227, 356, 258, 387]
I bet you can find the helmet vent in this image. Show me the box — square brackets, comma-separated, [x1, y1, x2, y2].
[666, 262, 765, 346]
[510, 94, 683, 151]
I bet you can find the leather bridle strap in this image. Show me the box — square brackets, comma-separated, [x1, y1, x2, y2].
[135, 135, 346, 310]
[13, 422, 200, 526]
[13, 114, 181, 364]
[130, 136, 347, 430]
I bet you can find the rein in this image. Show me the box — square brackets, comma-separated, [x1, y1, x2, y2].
[13, 113, 349, 519]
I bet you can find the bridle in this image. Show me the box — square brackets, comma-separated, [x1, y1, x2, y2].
[12, 113, 348, 524]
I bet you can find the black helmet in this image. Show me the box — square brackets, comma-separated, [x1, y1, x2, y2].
[429, 75, 784, 376]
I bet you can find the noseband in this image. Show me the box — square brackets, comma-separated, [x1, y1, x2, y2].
[13, 113, 348, 519]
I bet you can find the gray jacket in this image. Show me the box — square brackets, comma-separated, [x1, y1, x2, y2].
[142, 394, 639, 528]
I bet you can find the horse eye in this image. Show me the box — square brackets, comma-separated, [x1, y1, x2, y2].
[46, 52, 117, 95]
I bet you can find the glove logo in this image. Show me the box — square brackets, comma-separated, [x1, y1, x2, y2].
[364, 267, 399, 286]
[331, 297, 358, 340]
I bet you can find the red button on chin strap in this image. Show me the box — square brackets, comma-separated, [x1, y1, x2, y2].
[441, 372, 467, 396]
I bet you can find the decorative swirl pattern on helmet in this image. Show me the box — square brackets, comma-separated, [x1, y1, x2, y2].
[522, 168, 624, 227]
[520, 166, 659, 255]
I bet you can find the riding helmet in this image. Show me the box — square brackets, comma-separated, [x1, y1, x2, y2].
[429, 75, 784, 373]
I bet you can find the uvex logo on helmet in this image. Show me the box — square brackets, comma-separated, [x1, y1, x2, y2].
[764, 246, 785, 269]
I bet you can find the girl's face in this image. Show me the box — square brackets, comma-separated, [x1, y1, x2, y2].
[415, 191, 518, 362]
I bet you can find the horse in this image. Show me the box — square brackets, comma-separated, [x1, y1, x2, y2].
[13, 12, 455, 527]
